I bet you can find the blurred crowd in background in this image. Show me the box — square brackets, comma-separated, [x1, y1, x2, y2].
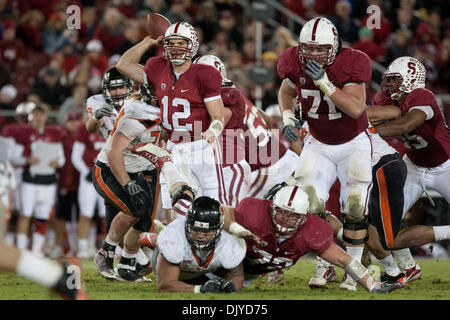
[0, 0, 449, 128]
[0, 0, 449, 257]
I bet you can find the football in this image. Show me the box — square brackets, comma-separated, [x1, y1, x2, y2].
[146, 13, 171, 39]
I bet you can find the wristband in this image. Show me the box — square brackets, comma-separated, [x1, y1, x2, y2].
[314, 73, 337, 97]
[282, 109, 296, 125]
[194, 285, 202, 294]
[208, 119, 224, 136]
[229, 222, 248, 236]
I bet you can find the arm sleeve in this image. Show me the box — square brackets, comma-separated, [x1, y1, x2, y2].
[345, 50, 372, 83]
[198, 65, 222, 101]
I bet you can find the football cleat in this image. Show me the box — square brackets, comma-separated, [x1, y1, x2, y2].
[52, 258, 89, 300]
[139, 232, 158, 249]
[267, 269, 284, 283]
[380, 272, 408, 287]
[94, 248, 116, 280]
[114, 266, 152, 283]
[339, 273, 358, 292]
[131, 142, 172, 171]
[308, 265, 338, 288]
[136, 262, 153, 277]
[401, 263, 422, 282]
[370, 281, 406, 293]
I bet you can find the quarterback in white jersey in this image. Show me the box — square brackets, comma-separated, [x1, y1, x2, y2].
[153, 197, 246, 293]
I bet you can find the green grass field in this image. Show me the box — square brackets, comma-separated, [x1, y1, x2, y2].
[0, 257, 449, 300]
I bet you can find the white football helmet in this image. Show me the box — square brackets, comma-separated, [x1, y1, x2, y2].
[163, 22, 199, 66]
[193, 55, 232, 86]
[382, 56, 426, 101]
[272, 186, 309, 234]
[298, 17, 339, 66]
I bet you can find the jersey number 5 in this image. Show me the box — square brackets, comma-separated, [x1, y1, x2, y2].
[161, 96, 192, 131]
[397, 132, 428, 150]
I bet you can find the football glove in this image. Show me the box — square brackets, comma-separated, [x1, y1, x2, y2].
[305, 60, 337, 97]
[282, 109, 302, 142]
[200, 279, 223, 293]
[123, 180, 150, 217]
[94, 103, 114, 120]
[218, 278, 236, 293]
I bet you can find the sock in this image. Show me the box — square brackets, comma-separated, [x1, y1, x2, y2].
[5, 232, 15, 246]
[346, 246, 364, 263]
[379, 254, 401, 276]
[102, 235, 118, 251]
[46, 229, 55, 248]
[433, 226, 450, 241]
[89, 226, 97, 247]
[16, 250, 63, 287]
[118, 250, 137, 270]
[16, 233, 29, 250]
[136, 248, 150, 265]
[31, 233, 46, 256]
[78, 238, 89, 253]
[392, 248, 416, 270]
[115, 245, 122, 258]
[336, 228, 343, 243]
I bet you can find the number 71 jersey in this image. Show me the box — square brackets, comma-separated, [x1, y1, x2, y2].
[277, 46, 371, 145]
[373, 88, 450, 168]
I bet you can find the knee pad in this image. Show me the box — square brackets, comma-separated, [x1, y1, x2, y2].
[343, 192, 367, 219]
[301, 185, 325, 214]
[342, 215, 369, 245]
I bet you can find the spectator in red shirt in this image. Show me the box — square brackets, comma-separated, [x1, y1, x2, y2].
[352, 27, 386, 64]
[92, 7, 126, 57]
[0, 19, 27, 74]
[360, 0, 392, 45]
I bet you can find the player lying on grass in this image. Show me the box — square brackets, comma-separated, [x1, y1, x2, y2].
[151, 196, 246, 293]
[131, 142, 402, 293]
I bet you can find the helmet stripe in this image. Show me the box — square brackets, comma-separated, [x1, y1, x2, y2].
[174, 22, 181, 33]
[287, 186, 299, 207]
[311, 18, 320, 41]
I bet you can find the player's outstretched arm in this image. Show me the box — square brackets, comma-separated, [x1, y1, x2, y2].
[203, 98, 225, 145]
[223, 262, 245, 292]
[155, 254, 196, 293]
[116, 35, 163, 84]
[365, 105, 401, 126]
[222, 206, 260, 244]
[278, 79, 302, 142]
[318, 242, 378, 292]
[373, 109, 427, 137]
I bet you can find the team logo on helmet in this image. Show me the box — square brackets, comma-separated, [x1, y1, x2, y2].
[163, 22, 199, 66]
[382, 56, 426, 101]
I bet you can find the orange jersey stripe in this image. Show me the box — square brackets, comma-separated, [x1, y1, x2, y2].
[376, 168, 395, 247]
[110, 108, 125, 136]
[192, 248, 215, 269]
[94, 166, 131, 216]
